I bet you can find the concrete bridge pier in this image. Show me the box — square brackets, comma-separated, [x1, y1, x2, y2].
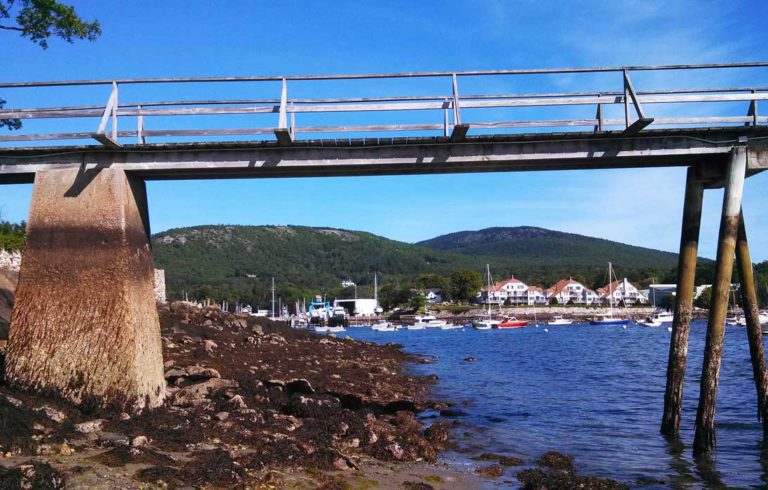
[4, 167, 165, 411]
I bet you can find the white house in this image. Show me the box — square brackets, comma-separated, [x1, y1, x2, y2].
[424, 288, 443, 303]
[545, 277, 590, 304]
[526, 286, 548, 305]
[597, 278, 647, 305]
[478, 276, 548, 305]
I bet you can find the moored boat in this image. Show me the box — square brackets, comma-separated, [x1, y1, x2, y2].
[590, 262, 630, 326]
[371, 320, 397, 332]
[548, 315, 573, 325]
[590, 315, 630, 326]
[474, 264, 502, 330]
[497, 316, 528, 328]
[639, 310, 673, 328]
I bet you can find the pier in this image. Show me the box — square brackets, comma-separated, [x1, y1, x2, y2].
[1, 62, 768, 453]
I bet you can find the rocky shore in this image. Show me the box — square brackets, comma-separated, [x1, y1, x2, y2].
[1, 301, 631, 489]
[0, 302, 483, 488]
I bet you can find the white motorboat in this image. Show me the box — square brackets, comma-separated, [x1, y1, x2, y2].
[326, 326, 346, 333]
[640, 310, 674, 328]
[405, 322, 427, 330]
[548, 315, 573, 325]
[312, 326, 330, 333]
[371, 320, 397, 332]
[439, 323, 463, 330]
[408, 314, 448, 329]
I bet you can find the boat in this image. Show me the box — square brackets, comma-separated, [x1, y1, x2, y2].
[640, 310, 674, 328]
[497, 316, 528, 328]
[326, 325, 346, 333]
[548, 315, 573, 325]
[473, 264, 502, 330]
[311, 325, 330, 333]
[439, 323, 463, 330]
[405, 323, 426, 330]
[414, 314, 449, 330]
[590, 262, 630, 326]
[371, 320, 397, 332]
[728, 311, 768, 327]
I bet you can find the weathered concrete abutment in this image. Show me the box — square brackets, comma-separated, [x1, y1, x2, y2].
[4, 167, 164, 411]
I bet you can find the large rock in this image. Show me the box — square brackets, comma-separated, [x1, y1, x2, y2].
[4, 168, 165, 411]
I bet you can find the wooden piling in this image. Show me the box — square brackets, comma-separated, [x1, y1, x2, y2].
[735, 210, 768, 433]
[693, 146, 748, 455]
[661, 167, 704, 436]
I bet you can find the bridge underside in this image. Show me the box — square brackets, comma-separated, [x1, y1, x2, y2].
[1, 128, 767, 185]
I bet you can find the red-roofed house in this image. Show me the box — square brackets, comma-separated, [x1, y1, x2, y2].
[545, 277, 595, 304]
[597, 278, 646, 305]
[478, 276, 545, 305]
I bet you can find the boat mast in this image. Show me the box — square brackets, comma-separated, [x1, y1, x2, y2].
[608, 262, 614, 318]
[271, 277, 276, 318]
[486, 264, 492, 316]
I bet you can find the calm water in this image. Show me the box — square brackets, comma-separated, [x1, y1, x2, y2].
[343, 321, 768, 488]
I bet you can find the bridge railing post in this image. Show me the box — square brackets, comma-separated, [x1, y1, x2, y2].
[93, 81, 121, 148]
[275, 78, 293, 145]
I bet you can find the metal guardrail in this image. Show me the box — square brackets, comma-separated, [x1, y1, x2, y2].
[0, 62, 766, 148]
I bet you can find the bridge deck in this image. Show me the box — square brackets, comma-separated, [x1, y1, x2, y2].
[1, 127, 767, 184]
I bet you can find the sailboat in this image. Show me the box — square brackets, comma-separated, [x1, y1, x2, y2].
[473, 264, 502, 330]
[590, 262, 630, 326]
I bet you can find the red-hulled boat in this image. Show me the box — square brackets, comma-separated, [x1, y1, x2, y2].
[497, 317, 528, 328]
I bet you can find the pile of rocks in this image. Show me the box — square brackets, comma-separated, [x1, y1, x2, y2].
[0, 301, 451, 488]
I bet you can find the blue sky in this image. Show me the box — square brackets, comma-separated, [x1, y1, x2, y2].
[1, 1, 767, 260]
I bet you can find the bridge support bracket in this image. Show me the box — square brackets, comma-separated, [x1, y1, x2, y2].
[4, 167, 165, 412]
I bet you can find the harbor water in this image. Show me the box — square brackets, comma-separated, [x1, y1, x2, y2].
[344, 320, 768, 488]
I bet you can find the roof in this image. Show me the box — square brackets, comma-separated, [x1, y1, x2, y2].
[597, 278, 637, 298]
[545, 278, 584, 296]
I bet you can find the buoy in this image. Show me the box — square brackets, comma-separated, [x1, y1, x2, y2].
[544, 328, 549, 333]
[622, 325, 627, 330]
[667, 326, 673, 332]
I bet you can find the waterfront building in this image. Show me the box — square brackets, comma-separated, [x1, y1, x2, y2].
[597, 278, 647, 305]
[545, 277, 590, 304]
[424, 288, 443, 303]
[479, 276, 532, 305]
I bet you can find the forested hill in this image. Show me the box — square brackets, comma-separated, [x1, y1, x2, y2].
[417, 226, 681, 270]
[151, 225, 707, 306]
[151, 225, 479, 304]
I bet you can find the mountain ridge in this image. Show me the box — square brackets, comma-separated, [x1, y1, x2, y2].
[151, 224, 704, 306]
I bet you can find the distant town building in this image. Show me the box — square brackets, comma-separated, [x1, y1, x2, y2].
[341, 279, 356, 287]
[334, 298, 378, 316]
[546, 277, 592, 304]
[597, 278, 647, 305]
[526, 286, 548, 305]
[424, 288, 443, 303]
[479, 276, 547, 306]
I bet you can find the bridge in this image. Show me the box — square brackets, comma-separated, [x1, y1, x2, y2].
[1, 62, 768, 455]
